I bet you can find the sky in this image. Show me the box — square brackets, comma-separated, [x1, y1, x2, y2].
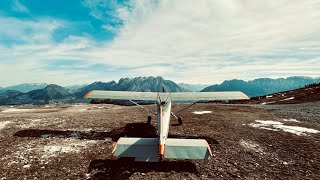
[0, 0, 320, 87]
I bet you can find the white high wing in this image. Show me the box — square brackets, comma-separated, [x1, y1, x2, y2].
[84, 90, 249, 162]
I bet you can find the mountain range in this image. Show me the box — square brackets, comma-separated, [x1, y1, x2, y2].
[201, 76, 320, 97]
[0, 84, 77, 105]
[73, 76, 189, 98]
[0, 77, 188, 105]
[0, 76, 319, 105]
[0, 83, 48, 93]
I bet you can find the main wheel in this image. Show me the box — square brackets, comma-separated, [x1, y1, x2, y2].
[147, 116, 152, 124]
[178, 117, 183, 125]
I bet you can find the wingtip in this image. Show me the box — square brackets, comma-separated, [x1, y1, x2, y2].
[112, 138, 120, 154]
[239, 91, 250, 100]
[83, 90, 94, 99]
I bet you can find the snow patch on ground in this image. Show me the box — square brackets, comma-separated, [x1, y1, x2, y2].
[280, 97, 295, 101]
[192, 111, 212, 115]
[23, 164, 31, 168]
[43, 145, 79, 155]
[261, 101, 276, 105]
[260, 127, 279, 131]
[0, 121, 11, 130]
[44, 132, 80, 139]
[17, 118, 43, 129]
[41, 139, 97, 158]
[1, 108, 34, 113]
[5, 139, 98, 167]
[248, 120, 319, 136]
[17, 117, 66, 129]
[256, 120, 282, 125]
[266, 95, 273, 98]
[283, 118, 300, 123]
[260, 97, 295, 105]
[240, 139, 263, 153]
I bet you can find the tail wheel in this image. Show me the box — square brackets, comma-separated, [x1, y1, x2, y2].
[147, 116, 152, 124]
[159, 155, 164, 162]
[178, 117, 183, 125]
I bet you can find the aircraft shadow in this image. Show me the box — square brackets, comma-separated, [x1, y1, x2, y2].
[14, 122, 216, 179]
[13, 123, 157, 141]
[14, 122, 219, 144]
[88, 158, 199, 180]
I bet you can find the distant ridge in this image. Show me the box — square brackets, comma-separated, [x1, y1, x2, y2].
[0, 84, 76, 105]
[0, 83, 48, 93]
[201, 76, 320, 97]
[178, 83, 209, 92]
[0, 90, 22, 100]
[246, 83, 320, 104]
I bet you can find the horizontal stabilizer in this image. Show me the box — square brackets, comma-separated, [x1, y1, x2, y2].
[84, 90, 249, 101]
[113, 137, 213, 161]
[164, 138, 212, 160]
[113, 137, 159, 162]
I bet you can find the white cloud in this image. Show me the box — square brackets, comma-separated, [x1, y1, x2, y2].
[84, 0, 320, 83]
[0, 17, 63, 45]
[82, 0, 129, 23]
[11, 0, 29, 13]
[1, 0, 320, 86]
[0, 17, 101, 86]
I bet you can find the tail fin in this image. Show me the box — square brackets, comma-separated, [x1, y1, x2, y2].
[113, 137, 212, 162]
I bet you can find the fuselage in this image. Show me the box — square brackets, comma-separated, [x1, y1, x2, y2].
[157, 99, 172, 157]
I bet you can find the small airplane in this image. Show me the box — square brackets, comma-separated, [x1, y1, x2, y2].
[84, 89, 249, 162]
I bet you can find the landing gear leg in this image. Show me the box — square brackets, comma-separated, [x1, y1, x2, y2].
[147, 116, 152, 124]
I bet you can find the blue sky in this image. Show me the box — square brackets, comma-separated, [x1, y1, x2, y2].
[0, 0, 320, 86]
[0, 0, 126, 43]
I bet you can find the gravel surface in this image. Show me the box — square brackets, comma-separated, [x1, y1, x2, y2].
[0, 103, 319, 179]
[256, 101, 320, 124]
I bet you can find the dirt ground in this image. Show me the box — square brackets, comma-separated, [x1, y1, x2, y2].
[0, 102, 319, 180]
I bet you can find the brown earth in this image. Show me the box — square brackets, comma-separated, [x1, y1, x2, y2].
[0, 102, 320, 180]
[247, 84, 320, 105]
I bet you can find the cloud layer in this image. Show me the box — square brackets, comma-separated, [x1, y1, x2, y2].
[1, 0, 320, 86]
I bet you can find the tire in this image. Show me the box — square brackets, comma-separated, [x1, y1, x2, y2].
[147, 116, 152, 124]
[178, 117, 183, 125]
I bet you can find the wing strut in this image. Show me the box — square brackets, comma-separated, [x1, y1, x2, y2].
[174, 101, 200, 114]
[129, 99, 157, 115]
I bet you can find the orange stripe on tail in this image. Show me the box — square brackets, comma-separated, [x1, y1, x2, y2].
[159, 144, 164, 156]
